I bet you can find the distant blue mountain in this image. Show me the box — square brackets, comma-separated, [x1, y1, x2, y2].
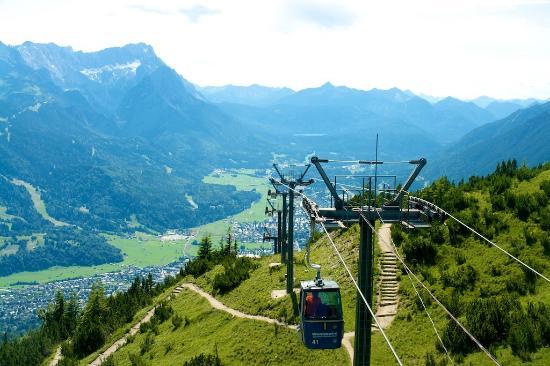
[431, 97, 495, 140]
[199, 84, 294, 106]
[485, 101, 524, 120]
[470, 95, 542, 109]
[217, 82, 496, 146]
[427, 102, 550, 180]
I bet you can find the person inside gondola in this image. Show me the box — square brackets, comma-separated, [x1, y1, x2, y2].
[305, 291, 323, 318]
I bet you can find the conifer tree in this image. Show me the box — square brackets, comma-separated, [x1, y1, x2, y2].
[198, 235, 212, 259]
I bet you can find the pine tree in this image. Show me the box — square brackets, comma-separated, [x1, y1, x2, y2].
[198, 236, 212, 259]
[64, 292, 79, 337]
[73, 284, 109, 356]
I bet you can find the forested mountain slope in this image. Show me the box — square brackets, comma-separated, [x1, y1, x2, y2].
[0, 42, 262, 276]
[428, 102, 550, 180]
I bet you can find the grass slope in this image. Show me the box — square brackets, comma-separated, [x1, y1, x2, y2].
[109, 288, 349, 366]
[10, 178, 69, 227]
[181, 166, 549, 365]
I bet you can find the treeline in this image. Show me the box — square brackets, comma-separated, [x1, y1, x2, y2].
[0, 273, 181, 366]
[183, 230, 258, 294]
[0, 227, 123, 276]
[391, 160, 550, 361]
[441, 297, 550, 361]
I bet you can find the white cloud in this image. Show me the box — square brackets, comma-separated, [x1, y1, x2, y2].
[128, 4, 172, 15]
[0, 0, 549, 99]
[180, 4, 220, 23]
[282, 0, 355, 29]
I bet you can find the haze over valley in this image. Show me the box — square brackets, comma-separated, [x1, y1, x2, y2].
[0, 2, 549, 365]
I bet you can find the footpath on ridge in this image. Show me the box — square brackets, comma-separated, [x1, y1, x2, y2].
[341, 223, 401, 361]
[87, 282, 300, 365]
[53, 225, 399, 365]
[375, 223, 400, 329]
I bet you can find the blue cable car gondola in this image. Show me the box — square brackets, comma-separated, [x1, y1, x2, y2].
[299, 277, 344, 349]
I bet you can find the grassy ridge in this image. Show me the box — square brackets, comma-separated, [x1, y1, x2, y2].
[109, 288, 349, 366]
[179, 164, 549, 365]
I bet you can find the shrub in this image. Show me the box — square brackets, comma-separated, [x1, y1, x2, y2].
[543, 236, 550, 257]
[403, 237, 438, 265]
[465, 296, 518, 346]
[390, 224, 406, 246]
[184, 258, 212, 277]
[103, 355, 116, 366]
[523, 226, 537, 246]
[490, 194, 506, 211]
[424, 352, 436, 366]
[439, 288, 462, 317]
[540, 180, 550, 196]
[508, 302, 550, 360]
[153, 302, 173, 323]
[140, 332, 155, 355]
[58, 357, 78, 366]
[183, 352, 222, 366]
[172, 314, 183, 330]
[509, 314, 538, 361]
[441, 264, 477, 292]
[414, 289, 432, 311]
[129, 353, 149, 366]
[539, 207, 550, 231]
[442, 321, 473, 355]
[513, 193, 539, 221]
[429, 223, 446, 244]
[212, 257, 258, 294]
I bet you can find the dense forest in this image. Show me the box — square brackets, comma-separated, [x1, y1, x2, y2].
[0, 272, 182, 366]
[0, 227, 123, 276]
[391, 159, 550, 362]
[0, 180, 125, 275]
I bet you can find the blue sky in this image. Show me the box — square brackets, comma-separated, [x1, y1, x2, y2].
[1, 0, 549, 99]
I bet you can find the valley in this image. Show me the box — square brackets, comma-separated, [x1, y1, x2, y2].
[0, 168, 278, 334]
[0, 35, 548, 366]
[0, 169, 269, 286]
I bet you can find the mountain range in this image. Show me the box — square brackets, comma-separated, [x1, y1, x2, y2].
[0, 41, 262, 275]
[1, 40, 549, 275]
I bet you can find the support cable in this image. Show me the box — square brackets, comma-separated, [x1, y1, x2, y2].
[319, 221, 404, 366]
[321, 159, 411, 164]
[271, 176, 403, 365]
[407, 269, 454, 365]
[372, 218, 453, 364]
[359, 210, 501, 366]
[409, 195, 550, 284]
